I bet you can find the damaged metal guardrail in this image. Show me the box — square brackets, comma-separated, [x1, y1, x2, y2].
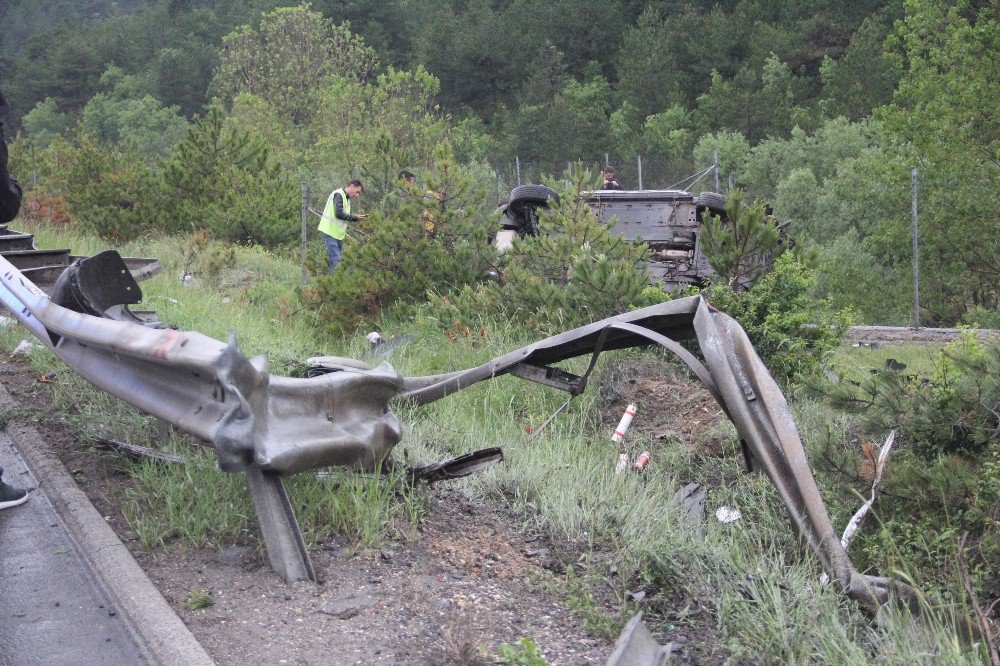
[0, 248, 983, 650]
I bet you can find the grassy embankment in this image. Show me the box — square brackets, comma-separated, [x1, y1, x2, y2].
[0, 218, 990, 664]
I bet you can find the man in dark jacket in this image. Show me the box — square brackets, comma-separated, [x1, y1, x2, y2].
[0, 89, 23, 224]
[0, 88, 28, 510]
[600, 167, 623, 191]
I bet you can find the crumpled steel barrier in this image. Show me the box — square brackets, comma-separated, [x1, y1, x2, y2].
[0, 252, 981, 641]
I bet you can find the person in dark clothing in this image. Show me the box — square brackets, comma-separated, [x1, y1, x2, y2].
[600, 167, 623, 191]
[0, 88, 28, 510]
[0, 89, 23, 225]
[317, 179, 366, 273]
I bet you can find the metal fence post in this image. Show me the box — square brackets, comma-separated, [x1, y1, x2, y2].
[713, 150, 719, 191]
[245, 468, 317, 584]
[300, 182, 308, 285]
[515, 156, 521, 186]
[495, 172, 501, 204]
[912, 167, 920, 329]
[637, 155, 643, 190]
[605, 153, 610, 168]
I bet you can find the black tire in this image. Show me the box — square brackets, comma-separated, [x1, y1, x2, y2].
[508, 184, 559, 213]
[695, 191, 727, 213]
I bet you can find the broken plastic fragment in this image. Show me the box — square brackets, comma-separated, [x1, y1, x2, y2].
[715, 506, 741, 524]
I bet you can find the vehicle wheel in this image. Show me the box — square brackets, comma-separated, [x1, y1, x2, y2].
[508, 184, 559, 213]
[695, 191, 728, 214]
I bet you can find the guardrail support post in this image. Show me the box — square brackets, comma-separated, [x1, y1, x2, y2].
[245, 467, 317, 584]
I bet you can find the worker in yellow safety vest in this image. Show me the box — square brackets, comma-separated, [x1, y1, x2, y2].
[318, 179, 366, 274]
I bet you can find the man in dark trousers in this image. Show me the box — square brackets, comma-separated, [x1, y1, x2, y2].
[0, 88, 28, 510]
[318, 179, 366, 274]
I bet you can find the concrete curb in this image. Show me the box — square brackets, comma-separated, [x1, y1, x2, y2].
[0, 384, 215, 666]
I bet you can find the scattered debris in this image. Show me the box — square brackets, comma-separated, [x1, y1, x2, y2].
[613, 403, 637, 474]
[606, 611, 675, 666]
[0, 315, 14, 328]
[89, 437, 188, 464]
[633, 451, 651, 471]
[840, 430, 895, 550]
[674, 482, 707, 532]
[883, 358, 907, 372]
[10, 340, 41, 358]
[408, 447, 504, 485]
[715, 506, 741, 524]
[612, 403, 637, 444]
[367, 333, 415, 360]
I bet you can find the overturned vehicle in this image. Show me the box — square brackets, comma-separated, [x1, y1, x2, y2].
[498, 185, 730, 290]
[0, 236, 983, 653]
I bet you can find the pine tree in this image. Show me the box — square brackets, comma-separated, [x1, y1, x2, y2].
[160, 104, 297, 245]
[700, 189, 785, 289]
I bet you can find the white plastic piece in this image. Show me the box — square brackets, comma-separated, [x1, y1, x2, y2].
[10, 340, 41, 358]
[615, 453, 629, 474]
[0, 315, 14, 328]
[840, 430, 896, 549]
[715, 506, 741, 524]
[611, 403, 637, 443]
[366, 331, 383, 347]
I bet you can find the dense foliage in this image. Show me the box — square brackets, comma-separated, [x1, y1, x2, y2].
[3, 0, 995, 327]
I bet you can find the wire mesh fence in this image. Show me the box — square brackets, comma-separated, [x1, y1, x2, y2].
[487, 155, 725, 202]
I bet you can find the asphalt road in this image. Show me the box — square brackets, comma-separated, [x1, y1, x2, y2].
[0, 432, 146, 665]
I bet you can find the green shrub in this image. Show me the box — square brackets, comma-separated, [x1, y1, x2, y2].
[55, 134, 163, 242]
[497, 637, 546, 665]
[159, 104, 298, 246]
[496, 167, 648, 332]
[702, 252, 850, 381]
[828, 333, 999, 458]
[700, 189, 786, 287]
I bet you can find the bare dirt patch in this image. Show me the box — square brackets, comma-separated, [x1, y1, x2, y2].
[599, 358, 728, 448]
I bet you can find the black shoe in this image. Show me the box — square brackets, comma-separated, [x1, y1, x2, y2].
[0, 467, 28, 509]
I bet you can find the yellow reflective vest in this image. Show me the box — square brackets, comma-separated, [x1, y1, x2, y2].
[318, 188, 349, 240]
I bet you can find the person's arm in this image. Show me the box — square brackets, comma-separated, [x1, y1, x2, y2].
[333, 192, 359, 222]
